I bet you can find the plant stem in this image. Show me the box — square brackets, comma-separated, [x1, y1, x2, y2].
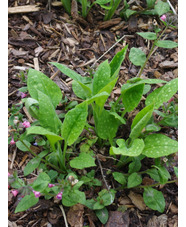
[137, 25, 168, 78]
[19, 139, 65, 173]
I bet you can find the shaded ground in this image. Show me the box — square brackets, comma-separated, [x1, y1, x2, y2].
[8, 0, 178, 226]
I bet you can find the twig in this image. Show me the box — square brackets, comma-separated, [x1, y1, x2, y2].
[50, 69, 60, 80]
[96, 155, 110, 191]
[59, 205, 69, 227]
[10, 147, 17, 169]
[8, 89, 18, 97]
[91, 34, 134, 68]
[167, 0, 177, 15]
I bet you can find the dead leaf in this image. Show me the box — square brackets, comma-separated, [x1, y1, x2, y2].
[147, 214, 168, 227]
[170, 204, 178, 214]
[170, 52, 178, 62]
[105, 211, 129, 227]
[128, 191, 146, 211]
[142, 177, 155, 185]
[167, 215, 178, 227]
[154, 70, 162, 78]
[118, 196, 132, 205]
[173, 68, 178, 77]
[159, 61, 178, 69]
[11, 49, 28, 56]
[67, 204, 84, 227]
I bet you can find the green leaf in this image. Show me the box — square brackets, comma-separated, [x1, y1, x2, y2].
[93, 60, 111, 95]
[122, 83, 144, 112]
[61, 102, 88, 145]
[174, 167, 178, 177]
[127, 172, 142, 188]
[143, 84, 151, 95]
[143, 187, 165, 212]
[26, 126, 63, 149]
[32, 172, 51, 192]
[128, 157, 141, 174]
[16, 140, 31, 152]
[137, 32, 157, 40]
[94, 109, 119, 140]
[154, 165, 171, 184]
[109, 112, 126, 124]
[129, 47, 146, 67]
[86, 92, 110, 105]
[146, 168, 160, 182]
[112, 172, 126, 185]
[62, 189, 86, 207]
[146, 0, 156, 8]
[27, 68, 62, 108]
[142, 134, 178, 158]
[72, 80, 92, 99]
[15, 193, 39, 213]
[24, 157, 41, 176]
[109, 45, 128, 78]
[110, 139, 144, 157]
[130, 104, 154, 140]
[154, 0, 170, 16]
[70, 152, 96, 169]
[99, 189, 116, 207]
[124, 9, 137, 19]
[25, 98, 39, 119]
[38, 91, 62, 134]
[95, 207, 109, 224]
[154, 40, 178, 49]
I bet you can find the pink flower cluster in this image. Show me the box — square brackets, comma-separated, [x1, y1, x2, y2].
[32, 190, 41, 198]
[56, 191, 63, 200]
[10, 138, 16, 145]
[160, 14, 166, 21]
[12, 189, 19, 197]
[48, 183, 55, 188]
[22, 121, 31, 128]
[20, 92, 27, 99]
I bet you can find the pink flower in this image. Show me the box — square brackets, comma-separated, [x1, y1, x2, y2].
[32, 190, 41, 198]
[12, 189, 19, 197]
[48, 183, 55, 188]
[160, 14, 166, 21]
[56, 192, 63, 200]
[21, 92, 27, 99]
[10, 138, 16, 145]
[8, 172, 11, 177]
[22, 121, 31, 128]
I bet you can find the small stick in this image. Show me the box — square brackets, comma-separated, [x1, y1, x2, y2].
[10, 147, 17, 169]
[96, 155, 110, 191]
[167, 0, 177, 15]
[50, 69, 60, 80]
[23, 107, 34, 123]
[59, 205, 69, 227]
[8, 89, 18, 97]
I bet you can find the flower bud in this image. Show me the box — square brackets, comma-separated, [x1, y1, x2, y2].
[22, 121, 31, 128]
[12, 189, 19, 197]
[32, 190, 41, 198]
[10, 138, 16, 145]
[160, 14, 166, 21]
[56, 192, 63, 200]
[21, 92, 27, 99]
[48, 183, 55, 188]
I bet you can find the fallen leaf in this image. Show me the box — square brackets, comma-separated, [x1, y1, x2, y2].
[159, 61, 178, 69]
[147, 214, 168, 227]
[128, 191, 146, 211]
[167, 215, 178, 227]
[67, 204, 84, 227]
[154, 70, 162, 78]
[105, 211, 129, 227]
[118, 196, 132, 205]
[170, 204, 178, 214]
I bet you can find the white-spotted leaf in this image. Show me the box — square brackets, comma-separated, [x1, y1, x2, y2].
[137, 32, 157, 40]
[142, 134, 178, 158]
[129, 47, 146, 67]
[61, 102, 88, 145]
[70, 152, 96, 169]
[154, 0, 170, 16]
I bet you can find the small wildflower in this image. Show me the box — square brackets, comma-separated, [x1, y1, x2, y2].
[160, 14, 166, 21]
[21, 92, 27, 99]
[12, 189, 19, 197]
[33, 142, 38, 146]
[10, 138, 16, 145]
[48, 183, 55, 188]
[32, 190, 41, 198]
[56, 192, 63, 200]
[22, 121, 31, 128]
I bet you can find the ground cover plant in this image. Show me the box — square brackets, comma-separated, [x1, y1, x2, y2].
[8, 21, 178, 224]
[8, 0, 178, 225]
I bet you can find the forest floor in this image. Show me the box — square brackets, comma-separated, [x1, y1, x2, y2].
[8, 0, 178, 226]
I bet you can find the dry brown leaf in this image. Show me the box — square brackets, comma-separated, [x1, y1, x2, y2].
[170, 204, 178, 214]
[118, 196, 132, 205]
[147, 214, 168, 227]
[67, 204, 84, 227]
[105, 211, 129, 227]
[128, 191, 146, 211]
[159, 61, 178, 69]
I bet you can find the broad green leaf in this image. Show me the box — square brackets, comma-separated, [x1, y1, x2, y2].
[72, 80, 92, 99]
[24, 157, 41, 176]
[146, 0, 156, 8]
[38, 91, 62, 134]
[127, 172, 142, 188]
[154, 40, 178, 49]
[25, 98, 39, 119]
[15, 193, 39, 213]
[142, 134, 178, 158]
[94, 109, 119, 140]
[26, 126, 63, 149]
[112, 172, 126, 185]
[146, 168, 160, 182]
[110, 139, 144, 156]
[92, 60, 111, 95]
[86, 92, 110, 105]
[128, 157, 141, 173]
[95, 207, 109, 224]
[16, 140, 31, 152]
[143, 84, 151, 95]
[129, 47, 146, 67]
[99, 189, 116, 207]
[143, 187, 165, 212]
[109, 45, 128, 78]
[95, 0, 111, 4]
[137, 32, 157, 40]
[32, 172, 51, 192]
[27, 68, 62, 108]
[154, 0, 170, 16]
[70, 152, 96, 169]
[129, 104, 154, 140]
[61, 101, 88, 145]
[124, 9, 137, 19]
[62, 189, 86, 207]
[95, 78, 118, 110]
[110, 112, 126, 124]
[145, 123, 161, 132]
[122, 83, 144, 112]
[154, 165, 171, 184]
[50, 62, 85, 83]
